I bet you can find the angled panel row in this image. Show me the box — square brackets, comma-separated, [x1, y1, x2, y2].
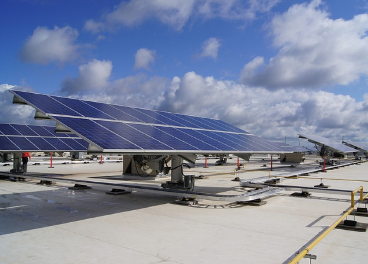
[11, 90, 247, 133]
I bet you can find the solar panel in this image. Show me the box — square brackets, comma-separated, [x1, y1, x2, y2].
[10, 90, 291, 154]
[298, 134, 356, 154]
[272, 142, 310, 153]
[342, 141, 368, 153]
[0, 123, 88, 152]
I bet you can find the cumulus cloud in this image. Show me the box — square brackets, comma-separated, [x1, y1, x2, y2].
[20, 26, 79, 64]
[5, 60, 368, 145]
[85, 0, 195, 32]
[84, 0, 280, 33]
[197, 0, 280, 21]
[157, 72, 368, 144]
[61, 59, 113, 95]
[58, 65, 368, 143]
[241, 0, 368, 89]
[198, 38, 221, 59]
[0, 84, 38, 125]
[60, 61, 168, 109]
[134, 48, 156, 70]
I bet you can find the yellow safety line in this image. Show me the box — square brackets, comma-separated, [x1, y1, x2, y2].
[289, 186, 368, 264]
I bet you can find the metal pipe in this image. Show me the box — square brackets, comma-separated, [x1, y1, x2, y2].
[0, 172, 282, 203]
[48, 152, 54, 168]
[237, 169, 270, 178]
[289, 186, 365, 264]
[289, 207, 354, 264]
[271, 155, 273, 171]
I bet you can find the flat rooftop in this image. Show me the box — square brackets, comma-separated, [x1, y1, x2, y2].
[0, 155, 367, 263]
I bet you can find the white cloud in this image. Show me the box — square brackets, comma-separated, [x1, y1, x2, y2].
[85, 0, 195, 32]
[157, 72, 368, 144]
[0, 84, 15, 93]
[61, 59, 113, 94]
[84, 0, 280, 33]
[241, 0, 368, 89]
[197, 0, 280, 21]
[60, 61, 168, 109]
[58, 67, 368, 143]
[134, 48, 156, 70]
[20, 26, 79, 64]
[199, 38, 221, 59]
[0, 85, 38, 125]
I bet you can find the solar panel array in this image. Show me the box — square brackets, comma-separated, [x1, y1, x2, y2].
[342, 141, 368, 153]
[272, 142, 310, 153]
[0, 123, 88, 151]
[10, 90, 291, 154]
[298, 134, 356, 154]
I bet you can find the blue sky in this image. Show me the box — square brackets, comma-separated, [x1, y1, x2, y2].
[1, 0, 368, 146]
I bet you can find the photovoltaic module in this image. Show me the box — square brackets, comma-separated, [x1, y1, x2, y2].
[10, 90, 292, 154]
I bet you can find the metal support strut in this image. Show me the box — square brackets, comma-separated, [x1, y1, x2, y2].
[161, 155, 195, 191]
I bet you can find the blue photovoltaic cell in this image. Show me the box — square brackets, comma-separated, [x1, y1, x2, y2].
[179, 128, 235, 151]
[73, 138, 90, 149]
[28, 125, 55, 136]
[112, 105, 164, 124]
[44, 138, 72, 150]
[12, 91, 81, 116]
[10, 90, 290, 153]
[175, 113, 216, 130]
[0, 124, 21, 135]
[204, 131, 252, 151]
[187, 130, 237, 151]
[184, 115, 221, 131]
[42, 126, 70, 137]
[96, 120, 173, 150]
[83, 101, 132, 121]
[0, 137, 20, 150]
[10, 124, 38, 136]
[26, 137, 55, 150]
[158, 112, 201, 128]
[211, 119, 246, 133]
[8, 137, 38, 150]
[60, 138, 89, 150]
[52, 96, 114, 120]
[248, 136, 287, 151]
[11, 90, 249, 132]
[54, 117, 142, 150]
[226, 133, 275, 151]
[128, 123, 199, 150]
[154, 126, 220, 151]
[136, 109, 183, 127]
[241, 135, 274, 151]
[0, 123, 88, 151]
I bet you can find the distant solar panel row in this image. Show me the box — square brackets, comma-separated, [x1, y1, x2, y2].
[10, 90, 291, 154]
[12, 90, 245, 133]
[298, 134, 356, 153]
[0, 123, 88, 151]
[342, 141, 368, 153]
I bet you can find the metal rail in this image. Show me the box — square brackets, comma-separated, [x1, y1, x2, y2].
[234, 169, 270, 177]
[289, 186, 368, 264]
[0, 172, 282, 203]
